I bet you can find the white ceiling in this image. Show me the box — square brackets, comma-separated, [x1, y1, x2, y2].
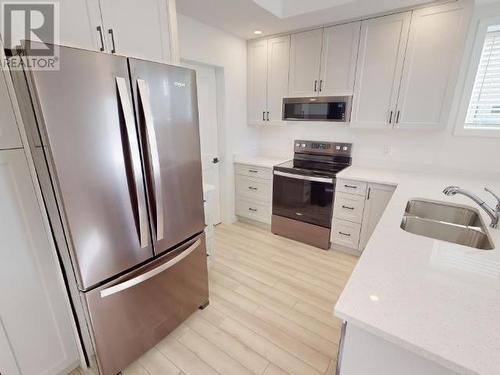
[176, 0, 441, 39]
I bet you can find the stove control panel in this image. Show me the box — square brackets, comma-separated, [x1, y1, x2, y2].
[294, 140, 352, 156]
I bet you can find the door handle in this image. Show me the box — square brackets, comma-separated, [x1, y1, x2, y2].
[137, 79, 164, 242]
[108, 28, 116, 53]
[212, 157, 220, 164]
[116, 77, 149, 249]
[96, 26, 105, 51]
[100, 239, 201, 298]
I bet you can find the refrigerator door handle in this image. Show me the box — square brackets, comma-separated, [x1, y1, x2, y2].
[100, 239, 202, 298]
[116, 77, 149, 249]
[137, 79, 164, 241]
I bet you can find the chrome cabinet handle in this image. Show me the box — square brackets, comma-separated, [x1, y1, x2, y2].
[100, 239, 201, 298]
[96, 26, 105, 51]
[116, 77, 149, 249]
[389, 110, 393, 124]
[137, 79, 164, 241]
[339, 231, 351, 237]
[319, 80, 323, 92]
[367, 187, 371, 200]
[396, 110, 401, 124]
[266, 111, 270, 121]
[263, 111, 266, 121]
[342, 205, 354, 210]
[108, 29, 116, 53]
[314, 80, 318, 92]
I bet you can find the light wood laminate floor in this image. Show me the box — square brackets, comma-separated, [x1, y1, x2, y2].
[72, 222, 357, 375]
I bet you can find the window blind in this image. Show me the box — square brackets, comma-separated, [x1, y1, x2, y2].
[465, 25, 500, 128]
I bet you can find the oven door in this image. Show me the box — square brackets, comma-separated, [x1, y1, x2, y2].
[272, 171, 334, 228]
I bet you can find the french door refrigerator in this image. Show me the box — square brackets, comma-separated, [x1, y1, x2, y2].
[10, 45, 209, 375]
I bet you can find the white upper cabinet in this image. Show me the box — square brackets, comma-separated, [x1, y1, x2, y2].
[351, 12, 411, 128]
[59, 0, 104, 51]
[248, 39, 268, 125]
[0, 69, 21, 150]
[320, 22, 361, 96]
[99, 0, 172, 62]
[0, 149, 78, 375]
[395, 3, 466, 128]
[288, 29, 324, 97]
[267, 35, 290, 123]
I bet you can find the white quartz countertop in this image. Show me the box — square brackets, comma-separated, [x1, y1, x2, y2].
[334, 166, 500, 375]
[233, 154, 290, 169]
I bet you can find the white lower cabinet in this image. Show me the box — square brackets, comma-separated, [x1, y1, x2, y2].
[332, 178, 395, 254]
[235, 163, 272, 225]
[0, 149, 78, 375]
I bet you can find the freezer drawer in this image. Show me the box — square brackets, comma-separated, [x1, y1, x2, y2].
[83, 233, 209, 375]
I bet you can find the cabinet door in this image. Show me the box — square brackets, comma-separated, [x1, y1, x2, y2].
[248, 39, 268, 125]
[395, 3, 466, 128]
[0, 67, 21, 149]
[59, 0, 105, 51]
[99, 0, 171, 62]
[0, 149, 78, 375]
[351, 13, 411, 128]
[359, 183, 395, 250]
[267, 35, 290, 123]
[320, 22, 361, 96]
[288, 29, 323, 97]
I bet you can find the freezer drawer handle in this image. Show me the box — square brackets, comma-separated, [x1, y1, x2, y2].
[100, 239, 202, 298]
[137, 79, 164, 241]
[274, 170, 332, 183]
[116, 77, 149, 249]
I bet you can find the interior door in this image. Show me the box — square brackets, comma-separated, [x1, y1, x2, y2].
[248, 39, 268, 125]
[267, 35, 290, 123]
[351, 12, 411, 128]
[184, 63, 222, 224]
[24, 47, 153, 290]
[129, 59, 205, 255]
[99, 0, 171, 62]
[320, 22, 361, 96]
[288, 29, 324, 97]
[395, 3, 465, 128]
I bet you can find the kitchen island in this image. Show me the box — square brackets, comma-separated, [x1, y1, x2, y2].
[334, 167, 500, 375]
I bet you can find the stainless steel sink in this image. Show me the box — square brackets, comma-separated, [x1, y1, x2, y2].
[401, 200, 494, 250]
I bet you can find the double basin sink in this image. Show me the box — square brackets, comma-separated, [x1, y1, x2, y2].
[401, 199, 494, 250]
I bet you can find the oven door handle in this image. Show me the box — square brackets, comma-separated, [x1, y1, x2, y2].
[274, 170, 333, 183]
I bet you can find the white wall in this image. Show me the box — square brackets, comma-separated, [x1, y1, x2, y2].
[257, 3, 500, 180]
[177, 14, 258, 222]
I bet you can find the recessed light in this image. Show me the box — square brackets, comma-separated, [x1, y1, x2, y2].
[254, 30, 263, 35]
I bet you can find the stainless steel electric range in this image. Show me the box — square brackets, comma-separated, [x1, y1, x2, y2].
[272, 140, 353, 249]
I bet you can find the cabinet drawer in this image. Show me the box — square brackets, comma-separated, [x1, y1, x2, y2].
[235, 163, 272, 180]
[235, 198, 271, 224]
[334, 192, 365, 223]
[337, 179, 367, 196]
[236, 175, 272, 202]
[332, 219, 361, 250]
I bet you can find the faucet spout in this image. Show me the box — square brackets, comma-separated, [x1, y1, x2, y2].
[443, 186, 499, 229]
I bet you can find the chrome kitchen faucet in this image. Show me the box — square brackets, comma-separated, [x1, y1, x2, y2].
[443, 186, 500, 229]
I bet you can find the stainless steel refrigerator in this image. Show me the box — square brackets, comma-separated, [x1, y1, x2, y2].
[9, 45, 209, 375]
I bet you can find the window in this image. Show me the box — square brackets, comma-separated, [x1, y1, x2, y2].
[465, 25, 500, 129]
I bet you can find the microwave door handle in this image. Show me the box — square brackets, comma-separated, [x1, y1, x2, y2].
[116, 77, 149, 249]
[100, 239, 201, 298]
[137, 79, 164, 242]
[274, 170, 332, 183]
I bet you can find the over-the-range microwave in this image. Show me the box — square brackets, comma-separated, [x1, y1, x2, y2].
[282, 96, 352, 122]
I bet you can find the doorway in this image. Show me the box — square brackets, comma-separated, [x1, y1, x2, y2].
[183, 62, 222, 225]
